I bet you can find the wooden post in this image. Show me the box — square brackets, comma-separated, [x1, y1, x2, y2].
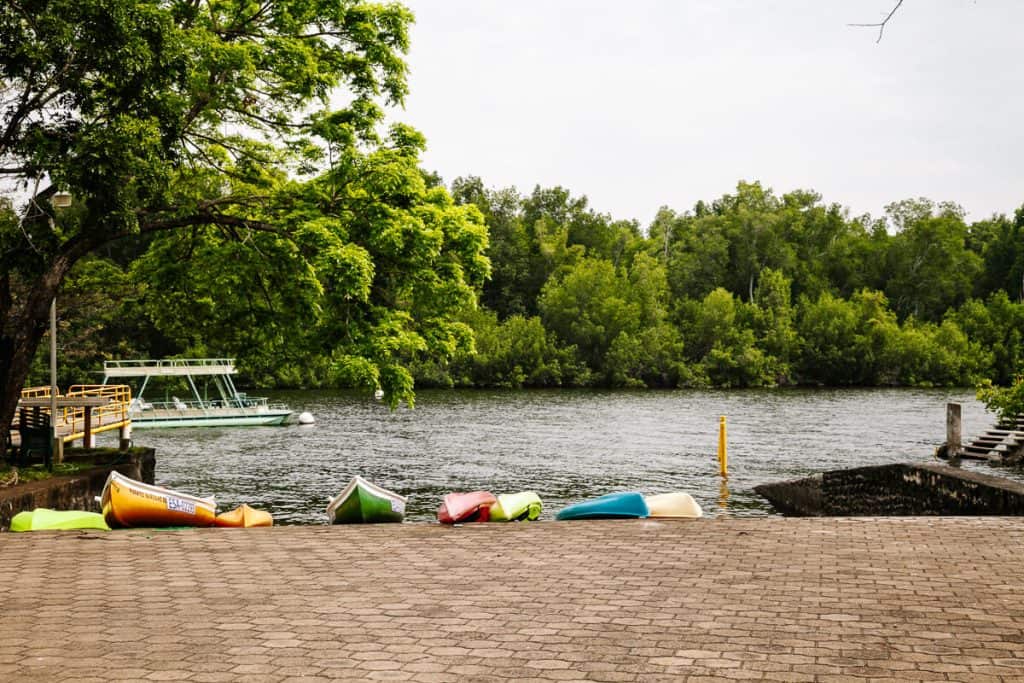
[946, 403, 962, 458]
[83, 406, 93, 448]
[119, 423, 131, 451]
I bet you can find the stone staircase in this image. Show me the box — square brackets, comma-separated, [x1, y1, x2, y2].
[961, 414, 1024, 463]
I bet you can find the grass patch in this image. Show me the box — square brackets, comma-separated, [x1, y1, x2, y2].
[2, 446, 146, 485]
[1, 460, 96, 483]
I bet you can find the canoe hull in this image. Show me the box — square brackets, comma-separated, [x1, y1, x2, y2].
[327, 476, 406, 524]
[645, 492, 703, 518]
[130, 409, 292, 428]
[215, 503, 274, 527]
[555, 491, 649, 521]
[490, 492, 543, 522]
[437, 491, 496, 524]
[101, 471, 216, 528]
[10, 508, 110, 532]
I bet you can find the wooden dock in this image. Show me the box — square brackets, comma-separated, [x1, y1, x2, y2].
[9, 384, 132, 450]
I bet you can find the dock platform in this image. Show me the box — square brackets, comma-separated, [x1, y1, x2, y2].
[2, 517, 1024, 681]
[9, 384, 131, 451]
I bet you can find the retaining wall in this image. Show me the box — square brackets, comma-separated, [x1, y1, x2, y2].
[0, 448, 155, 530]
[755, 462, 1024, 516]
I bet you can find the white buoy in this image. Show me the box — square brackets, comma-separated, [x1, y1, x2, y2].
[373, 389, 384, 400]
[298, 411, 315, 425]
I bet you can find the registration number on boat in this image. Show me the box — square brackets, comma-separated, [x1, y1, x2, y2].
[166, 497, 196, 515]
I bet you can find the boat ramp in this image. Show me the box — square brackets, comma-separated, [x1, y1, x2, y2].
[2, 517, 1023, 681]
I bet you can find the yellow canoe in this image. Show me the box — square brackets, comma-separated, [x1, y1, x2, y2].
[101, 471, 216, 528]
[215, 503, 273, 528]
[645, 492, 703, 518]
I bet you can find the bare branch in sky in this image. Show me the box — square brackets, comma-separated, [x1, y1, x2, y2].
[849, 0, 906, 43]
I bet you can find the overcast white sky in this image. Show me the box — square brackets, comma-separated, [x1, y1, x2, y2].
[393, 1, 1024, 228]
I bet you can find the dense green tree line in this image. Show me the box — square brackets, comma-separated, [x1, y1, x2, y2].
[25, 177, 1024, 395]
[412, 179, 1024, 390]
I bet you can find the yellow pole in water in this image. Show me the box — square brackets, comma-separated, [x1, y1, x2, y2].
[718, 415, 728, 478]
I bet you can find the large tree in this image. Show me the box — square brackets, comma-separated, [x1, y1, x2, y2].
[0, 0, 447, 453]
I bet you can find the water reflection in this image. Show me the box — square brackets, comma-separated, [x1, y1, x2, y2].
[99, 387, 1007, 525]
[718, 478, 731, 515]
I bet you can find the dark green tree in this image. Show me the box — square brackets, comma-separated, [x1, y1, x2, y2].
[0, 0, 424, 450]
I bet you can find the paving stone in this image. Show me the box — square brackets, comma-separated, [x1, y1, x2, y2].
[2, 518, 1024, 681]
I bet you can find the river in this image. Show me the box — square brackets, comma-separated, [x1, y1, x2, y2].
[105, 387, 1010, 524]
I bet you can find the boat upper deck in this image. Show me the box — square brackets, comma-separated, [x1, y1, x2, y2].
[103, 358, 237, 378]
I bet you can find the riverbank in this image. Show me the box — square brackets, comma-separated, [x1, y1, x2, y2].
[3, 517, 1023, 681]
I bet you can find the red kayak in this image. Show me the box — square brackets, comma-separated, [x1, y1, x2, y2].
[437, 491, 497, 524]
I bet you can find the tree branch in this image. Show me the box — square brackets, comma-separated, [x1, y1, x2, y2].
[849, 0, 906, 43]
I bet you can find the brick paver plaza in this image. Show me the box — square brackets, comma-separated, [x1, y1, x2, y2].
[2, 517, 1023, 681]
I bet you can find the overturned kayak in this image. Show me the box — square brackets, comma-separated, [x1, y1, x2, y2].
[215, 503, 273, 528]
[490, 491, 543, 522]
[555, 491, 649, 521]
[645, 492, 703, 518]
[437, 491, 497, 524]
[10, 508, 110, 532]
[101, 471, 216, 528]
[327, 475, 406, 524]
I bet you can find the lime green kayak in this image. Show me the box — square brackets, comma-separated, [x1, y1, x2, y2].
[489, 491, 543, 522]
[10, 508, 111, 532]
[327, 475, 406, 524]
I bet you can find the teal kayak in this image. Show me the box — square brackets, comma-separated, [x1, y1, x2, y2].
[555, 491, 649, 521]
[10, 508, 111, 532]
[327, 475, 406, 524]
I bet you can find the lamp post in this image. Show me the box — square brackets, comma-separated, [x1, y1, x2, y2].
[50, 296, 60, 463]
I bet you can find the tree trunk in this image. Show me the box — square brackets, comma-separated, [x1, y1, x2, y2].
[0, 262, 72, 458]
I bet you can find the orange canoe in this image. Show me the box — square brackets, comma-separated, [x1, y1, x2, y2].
[215, 504, 273, 528]
[101, 471, 216, 528]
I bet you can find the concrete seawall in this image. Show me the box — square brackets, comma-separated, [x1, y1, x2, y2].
[755, 461, 1024, 516]
[0, 447, 155, 530]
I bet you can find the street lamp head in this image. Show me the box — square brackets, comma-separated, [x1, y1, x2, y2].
[51, 190, 72, 208]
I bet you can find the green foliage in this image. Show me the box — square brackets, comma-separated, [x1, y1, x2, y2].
[0, 0, 434, 440]
[883, 199, 982, 320]
[977, 376, 1024, 424]
[605, 324, 689, 388]
[540, 255, 669, 371]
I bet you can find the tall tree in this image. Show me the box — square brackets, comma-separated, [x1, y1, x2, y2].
[0, 0, 416, 451]
[882, 199, 981, 320]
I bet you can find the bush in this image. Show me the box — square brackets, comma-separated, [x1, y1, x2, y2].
[977, 376, 1024, 424]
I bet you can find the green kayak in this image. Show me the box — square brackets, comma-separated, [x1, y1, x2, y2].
[489, 491, 543, 522]
[10, 508, 111, 532]
[327, 475, 406, 524]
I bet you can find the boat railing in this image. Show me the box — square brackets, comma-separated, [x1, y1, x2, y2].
[104, 358, 236, 371]
[134, 396, 287, 413]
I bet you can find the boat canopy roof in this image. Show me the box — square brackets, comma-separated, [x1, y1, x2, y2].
[103, 358, 237, 378]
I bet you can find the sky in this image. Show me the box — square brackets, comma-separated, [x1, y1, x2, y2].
[392, 0, 1024, 229]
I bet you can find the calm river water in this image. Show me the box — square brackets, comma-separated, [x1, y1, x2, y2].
[105, 388, 1009, 524]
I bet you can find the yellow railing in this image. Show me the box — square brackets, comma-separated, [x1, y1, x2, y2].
[16, 384, 132, 442]
[65, 384, 132, 439]
[14, 386, 55, 427]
